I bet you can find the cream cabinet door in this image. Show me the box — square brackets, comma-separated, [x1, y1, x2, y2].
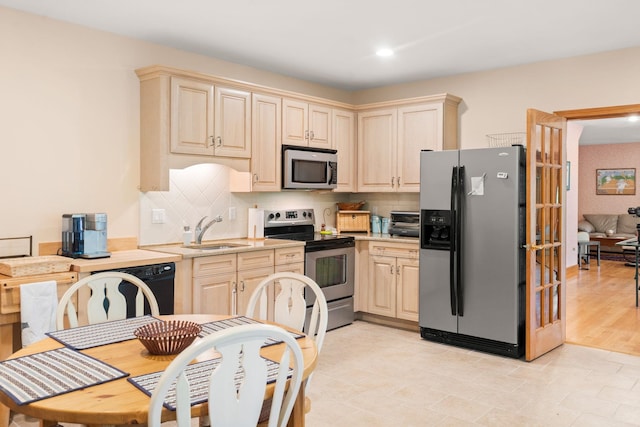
[170, 77, 214, 155]
[396, 257, 420, 321]
[236, 266, 274, 316]
[357, 108, 397, 192]
[307, 104, 332, 149]
[213, 86, 251, 158]
[251, 93, 282, 191]
[193, 272, 235, 315]
[282, 98, 308, 146]
[368, 255, 396, 317]
[333, 108, 356, 192]
[397, 103, 442, 191]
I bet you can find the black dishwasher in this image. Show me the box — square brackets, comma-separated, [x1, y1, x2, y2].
[93, 262, 175, 317]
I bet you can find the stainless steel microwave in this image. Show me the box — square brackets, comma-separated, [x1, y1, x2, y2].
[282, 145, 337, 190]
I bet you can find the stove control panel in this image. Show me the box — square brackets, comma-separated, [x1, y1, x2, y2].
[264, 208, 315, 227]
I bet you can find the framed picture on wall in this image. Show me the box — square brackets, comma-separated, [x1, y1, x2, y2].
[596, 168, 636, 195]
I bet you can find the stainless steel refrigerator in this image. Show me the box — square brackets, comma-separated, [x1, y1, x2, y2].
[419, 145, 525, 358]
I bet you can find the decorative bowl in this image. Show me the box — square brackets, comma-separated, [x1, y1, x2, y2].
[336, 201, 366, 211]
[606, 229, 614, 237]
[134, 320, 202, 355]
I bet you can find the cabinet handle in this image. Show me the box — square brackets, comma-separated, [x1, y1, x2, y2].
[391, 177, 395, 187]
[253, 173, 258, 184]
[397, 266, 400, 276]
[305, 130, 309, 142]
[390, 265, 394, 275]
[208, 136, 214, 148]
[232, 281, 237, 316]
[397, 176, 401, 186]
[310, 130, 315, 140]
[216, 136, 222, 147]
[240, 281, 245, 292]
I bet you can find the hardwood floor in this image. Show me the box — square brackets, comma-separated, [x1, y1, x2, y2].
[566, 258, 640, 356]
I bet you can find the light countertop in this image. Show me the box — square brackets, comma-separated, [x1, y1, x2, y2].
[70, 249, 182, 273]
[142, 238, 305, 259]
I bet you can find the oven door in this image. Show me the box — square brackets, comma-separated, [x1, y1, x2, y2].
[304, 245, 355, 305]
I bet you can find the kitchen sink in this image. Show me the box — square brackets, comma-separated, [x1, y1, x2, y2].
[184, 242, 249, 251]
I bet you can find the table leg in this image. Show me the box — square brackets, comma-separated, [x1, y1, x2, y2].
[287, 386, 305, 427]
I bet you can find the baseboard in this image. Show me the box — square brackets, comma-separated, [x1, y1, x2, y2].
[355, 312, 419, 332]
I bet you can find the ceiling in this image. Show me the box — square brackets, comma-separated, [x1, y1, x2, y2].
[2, 0, 640, 144]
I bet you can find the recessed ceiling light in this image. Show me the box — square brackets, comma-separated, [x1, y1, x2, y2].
[376, 48, 394, 57]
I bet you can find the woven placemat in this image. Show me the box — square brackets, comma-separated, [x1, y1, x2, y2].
[47, 315, 161, 350]
[128, 356, 287, 410]
[199, 316, 304, 346]
[0, 347, 127, 405]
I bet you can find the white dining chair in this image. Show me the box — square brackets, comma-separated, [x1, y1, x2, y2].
[246, 272, 328, 357]
[56, 271, 160, 330]
[147, 323, 303, 427]
[245, 271, 327, 415]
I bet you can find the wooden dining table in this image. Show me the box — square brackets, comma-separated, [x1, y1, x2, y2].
[0, 314, 318, 427]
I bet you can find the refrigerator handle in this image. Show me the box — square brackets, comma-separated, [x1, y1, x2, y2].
[449, 166, 458, 316]
[457, 165, 466, 316]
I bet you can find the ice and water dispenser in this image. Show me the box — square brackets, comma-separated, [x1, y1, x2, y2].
[420, 210, 452, 250]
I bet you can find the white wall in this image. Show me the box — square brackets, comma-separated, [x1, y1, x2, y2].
[0, 7, 352, 252]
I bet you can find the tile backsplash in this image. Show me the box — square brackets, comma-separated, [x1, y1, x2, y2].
[139, 163, 418, 246]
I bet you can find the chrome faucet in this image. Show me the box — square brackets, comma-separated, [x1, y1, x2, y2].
[194, 215, 223, 244]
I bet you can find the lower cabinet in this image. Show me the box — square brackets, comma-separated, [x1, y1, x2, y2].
[192, 250, 274, 316]
[367, 241, 419, 322]
[191, 245, 304, 316]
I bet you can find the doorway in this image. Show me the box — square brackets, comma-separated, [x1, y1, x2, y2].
[555, 104, 640, 355]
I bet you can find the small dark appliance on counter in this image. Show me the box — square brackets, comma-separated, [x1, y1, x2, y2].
[61, 213, 111, 259]
[388, 211, 420, 237]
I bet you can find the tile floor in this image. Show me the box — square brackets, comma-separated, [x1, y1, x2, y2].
[305, 321, 640, 427]
[10, 320, 640, 427]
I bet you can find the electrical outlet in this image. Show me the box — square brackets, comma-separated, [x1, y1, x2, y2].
[229, 206, 237, 221]
[151, 209, 165, 224]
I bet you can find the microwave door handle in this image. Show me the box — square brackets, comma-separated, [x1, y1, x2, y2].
[328, 162, 336, 185]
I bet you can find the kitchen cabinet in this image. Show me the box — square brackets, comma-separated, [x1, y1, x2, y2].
[282, 98, 332, 149]
[367, 241, 419, 321]
[137, 67, 252, 191]
[274, 246, 305, 274]
[357, 96, 460, 192]
[250, 93, 282, 191]
[192, 249, 274, 316]
[333, 108, 357, 192]
[171, 77, 251, 158]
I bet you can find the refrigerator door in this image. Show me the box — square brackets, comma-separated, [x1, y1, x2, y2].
[457, 146, 523, 343]
[419, 149, 459, 333]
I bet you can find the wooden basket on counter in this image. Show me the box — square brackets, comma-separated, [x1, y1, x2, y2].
[0, 255, 72, 277]
[336, 201, 366, 211]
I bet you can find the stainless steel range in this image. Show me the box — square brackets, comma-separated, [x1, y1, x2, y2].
[263, 208, 355, 330]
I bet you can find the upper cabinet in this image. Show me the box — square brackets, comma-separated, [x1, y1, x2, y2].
[250, 93, 282, 192]
[357, 95, 461, 192]
[333, 108, 356, 192]
[170, 77, 251, 158]
[282, 99, 332, 149]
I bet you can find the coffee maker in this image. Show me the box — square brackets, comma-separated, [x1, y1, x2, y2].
[61, 213, 111, 259]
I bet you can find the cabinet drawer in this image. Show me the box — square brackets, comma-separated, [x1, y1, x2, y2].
[193, 254, 237, 277]
[369, 242, 419, 259]
[0, 272, 77, 314]
[274, 247, 304, 265]
[237, 250, 274, 270]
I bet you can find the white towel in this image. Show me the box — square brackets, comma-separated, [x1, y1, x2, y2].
[20, 280, 58, 347]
